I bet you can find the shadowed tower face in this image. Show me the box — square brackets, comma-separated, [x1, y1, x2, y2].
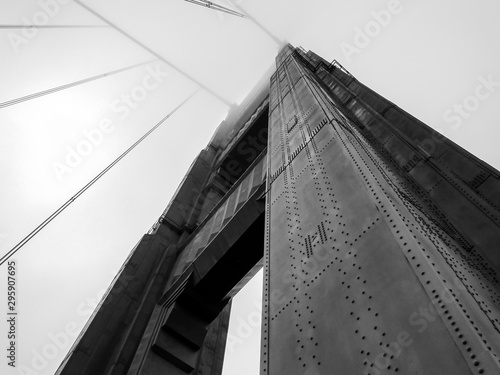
[58, 45, 500, 375]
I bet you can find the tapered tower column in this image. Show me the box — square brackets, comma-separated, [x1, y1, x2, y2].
[261, 45, 500, 375]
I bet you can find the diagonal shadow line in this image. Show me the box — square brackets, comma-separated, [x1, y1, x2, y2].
[72, 0, 231, 106]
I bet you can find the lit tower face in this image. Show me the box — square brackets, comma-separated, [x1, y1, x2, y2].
[261, 45, 500, 375]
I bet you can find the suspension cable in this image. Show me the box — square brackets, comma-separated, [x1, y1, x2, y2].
[184, 0, 245, 17]
[0, 25, 108, 29]
[0, 89, 199, 266]
[71, 0, 230, 106]
[0, 59, 157, 109]
[229, 1, 283, 45]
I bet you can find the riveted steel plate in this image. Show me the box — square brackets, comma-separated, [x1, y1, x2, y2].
[262, 51, 500, 375]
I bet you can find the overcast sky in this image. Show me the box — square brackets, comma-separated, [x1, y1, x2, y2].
[1, 1, 499, 375]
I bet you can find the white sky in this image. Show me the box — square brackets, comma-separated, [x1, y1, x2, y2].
[1, 1, 499, 375]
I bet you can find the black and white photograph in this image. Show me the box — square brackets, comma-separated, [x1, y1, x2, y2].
[1, 1, 500, 374]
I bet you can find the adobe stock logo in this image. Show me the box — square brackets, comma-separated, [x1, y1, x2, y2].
[340, 0, 405, 63]
[225, 300, 262, 353]
[8, 0, 71, 53]
[443, 74, 500, 130]
[16, 268, 134, 375]
[51, 64, 170, 182]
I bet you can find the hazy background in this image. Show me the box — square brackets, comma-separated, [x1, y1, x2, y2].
[1, 1, 499, 374]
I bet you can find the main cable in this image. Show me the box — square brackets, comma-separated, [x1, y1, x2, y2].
[229, 1, 283, 45]
[184, 0, 245, 17]
[0, 89, 199, 266]
[71, 0, 230, 106]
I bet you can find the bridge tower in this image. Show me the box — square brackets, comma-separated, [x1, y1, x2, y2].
[58, 45, 500, 375]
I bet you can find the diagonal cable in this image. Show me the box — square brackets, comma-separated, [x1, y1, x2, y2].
[0, 89, 199, 267]
[229, 1, 283, 45]
[206, 2, 245, 17]
[184, 0, 245, 17]
[0, 59, 157, 109]
[0, 25, 108, 29]
[72, 0, 230, 106]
